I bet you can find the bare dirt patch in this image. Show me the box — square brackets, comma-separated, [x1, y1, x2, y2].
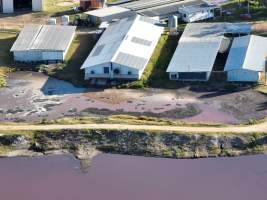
[252, 22, 267, 33]
[0, 13, 48, 30]
[0, 71, 266, 125]
[83, 89, 146, 105]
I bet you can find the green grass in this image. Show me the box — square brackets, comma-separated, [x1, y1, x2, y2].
[0, 145, 13, 156]
[32, 0, 81, 21]
[255, 85, 267, 94]
[106, 0, 121, 3]
[1, 114, 226, 128]
[0, 31, 18, 87]
[216, 0, 267, 22]
[40, 34, 97, 86]
[121, 32, 180, 88]
[44, 0, 79, 16]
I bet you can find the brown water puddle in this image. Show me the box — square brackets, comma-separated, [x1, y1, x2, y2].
[0, 154, 266, 200]
[184, 104, 240, 124]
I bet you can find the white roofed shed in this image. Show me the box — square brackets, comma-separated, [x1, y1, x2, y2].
[81, 15, 164, 80]
[167, 23, 228, 81]
[225, 35, 267, 82]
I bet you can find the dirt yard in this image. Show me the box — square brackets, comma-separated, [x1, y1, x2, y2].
[0, 12, 45, 30]
[0, 71, 266, 125]
[0, 0, 79, 30]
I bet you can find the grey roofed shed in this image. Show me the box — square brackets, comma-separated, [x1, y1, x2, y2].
[84, 6, 136, 24]
[11, 25, 76, 62]
[119, 0, 182, 11]
[10, 25, 42, 51]
[30, 25, 76, 51]
[11, 25, 76, 52]
[114, 52, 148, 70]
[224, 35, 267, 72]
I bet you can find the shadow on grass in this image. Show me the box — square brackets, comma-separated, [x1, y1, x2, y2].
[43, 34, 97, 87]
[40, 76, 85, 95]
[214, 0, 267, 22]
[146, 34, 180, 88]
[0, 31, 17, 67]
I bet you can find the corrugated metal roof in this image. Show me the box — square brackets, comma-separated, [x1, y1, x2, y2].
[31, 25, 76, 51]
[225, 23, 251, 34]
[225, 35, 267, 72]
[114, 52, 148, 69]
[131, 36, 152, 46]
[11, 25, 76, 52]
[167, 22, 252, 73]
[82, 15, 164, 71]
[92, 44, 105, 57]
[82, 17, 135, 68]
[178, 4, 217, 13]
[167, 41, 222, 72]
[120, 0, 182, 11]
[84, 6, 131, 17]
[167, 23, 226, 73]
[10, 25, 42, 51]
[138, 0, 205, 17]
[138, 15, 158, 24]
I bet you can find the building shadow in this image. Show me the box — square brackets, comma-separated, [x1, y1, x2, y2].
[40, 76, 86, 95]
[197, 85, 251, 99]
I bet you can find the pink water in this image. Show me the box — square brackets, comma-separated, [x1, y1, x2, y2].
[0, 154, 267, 200]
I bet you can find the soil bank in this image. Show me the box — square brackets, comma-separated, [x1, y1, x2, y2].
[0, 129, 267, 159]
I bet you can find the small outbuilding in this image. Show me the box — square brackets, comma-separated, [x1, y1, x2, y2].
[166, 23, 230, 81]
[81, 15, 164, 80]
[224, 35, 267, 82]
[84, 6, 135, 25]
[178, 3, 217, 23]
[0, 0, 43, 13]
[11, 25, 76, 62]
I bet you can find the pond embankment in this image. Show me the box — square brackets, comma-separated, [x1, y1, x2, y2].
[0, 129, 266, 159]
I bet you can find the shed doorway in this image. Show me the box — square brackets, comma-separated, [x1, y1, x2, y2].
[14, 0, 32, 11]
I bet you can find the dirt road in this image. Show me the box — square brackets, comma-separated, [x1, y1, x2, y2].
[1, 121, 267, 134]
